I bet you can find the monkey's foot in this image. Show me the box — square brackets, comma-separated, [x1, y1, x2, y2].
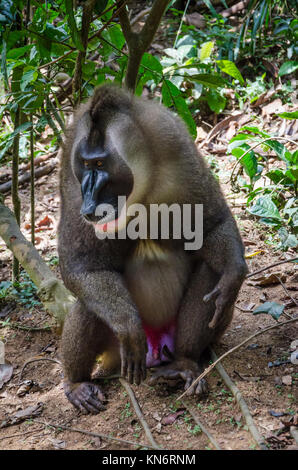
[64, 381, 106, 414]
[149, 359, 208, 397]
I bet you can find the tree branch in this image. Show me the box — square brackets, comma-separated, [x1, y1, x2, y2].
[119, 0, 170, 91]
[209, 348, 267, 450]
[0, 203, 75, 327]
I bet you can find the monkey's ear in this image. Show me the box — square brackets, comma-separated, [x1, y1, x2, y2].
[90, 85, 132, 122]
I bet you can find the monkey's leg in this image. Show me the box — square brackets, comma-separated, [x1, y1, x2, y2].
[150, 262, 233, 396]
[61, 302, 117, 414]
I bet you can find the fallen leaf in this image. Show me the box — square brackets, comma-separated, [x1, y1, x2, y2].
[34, 236, 43, 245]
[262, 99, 285, 117]
[185, 13, 206, 29]
[0, 364, 13, 389]
[37, 215, 52, 227]
[0, 402, 44, 428]
[152, 412, 162, 422]
[48, 438, 66, 450]
[161, 410, 185, 426]
[282, 375, 292, 386]
[16, 380, 41, 397]
[248, 272, 286, 286]
[269, 410, 289, 418]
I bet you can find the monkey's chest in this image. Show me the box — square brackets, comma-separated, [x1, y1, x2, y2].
[124, 241, 190, 365]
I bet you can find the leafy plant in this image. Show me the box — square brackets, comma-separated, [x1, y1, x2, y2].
[229, 125, 298, 250]
[0, 271, 41, 308]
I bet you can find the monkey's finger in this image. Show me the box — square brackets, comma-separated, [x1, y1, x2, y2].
[195, 379, 208, 397]
[91, 385, 106, 403]
[127, 360, 134, 384]
[141, 358, 147, 381]
[133, 362, 142, 386]
[149, 369, 180, 384]
[203, 286, 221, 304]
[208, 306, 223, 329]
[120, 347, 128, 379]
[85, 395, 106, 413]
[182, 371, 197, 395]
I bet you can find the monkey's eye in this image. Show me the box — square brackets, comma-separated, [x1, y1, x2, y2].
[96, 160, 103, 168]
[83, 161, 89, 168]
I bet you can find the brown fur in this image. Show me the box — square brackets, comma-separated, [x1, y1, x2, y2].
[58, 84, 248, 413]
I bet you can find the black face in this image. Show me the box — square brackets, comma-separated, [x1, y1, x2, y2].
[74, 136, 133, 223]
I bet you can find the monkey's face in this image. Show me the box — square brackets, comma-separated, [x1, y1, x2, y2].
[73, 131, 134, 230]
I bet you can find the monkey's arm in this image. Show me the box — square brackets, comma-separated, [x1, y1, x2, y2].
[61, 260, 147, 384]
[199, 216, 248, 328]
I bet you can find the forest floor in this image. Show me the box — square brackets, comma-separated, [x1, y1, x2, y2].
[0, 126, 297, 450]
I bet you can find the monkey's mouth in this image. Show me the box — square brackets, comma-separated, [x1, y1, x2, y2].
[93, 206, 118, 232]
[93, 203, 128, 234]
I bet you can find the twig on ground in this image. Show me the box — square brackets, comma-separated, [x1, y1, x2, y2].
[0, 161, 57, 194]
[119, 377, 161, 450]
[274, 274, 298, 309]
[209, 348, 267, 450]
[0, 427, 44, 441]
[246, 257, 298, 278]
[0, 322, 52, 332]
[181, 400, 222, 450]
[34, 419, 156, 449]
[20, 151, 58, 171]
[177, 317, 298, 401]
[19, 357, 61, 382]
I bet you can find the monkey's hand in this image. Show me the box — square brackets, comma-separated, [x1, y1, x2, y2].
[203, 267, 246, 329]
[149, 359, 208, 397]
[64, 381, 106, 414]
[118, 324, 147, 385]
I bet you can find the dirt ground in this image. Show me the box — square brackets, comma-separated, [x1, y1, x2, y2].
[0, 143, 297, 451]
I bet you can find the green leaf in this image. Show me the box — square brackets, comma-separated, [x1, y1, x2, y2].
[200, 42, 214, 61]
[190, 73, 226, 88]
[238, 126, 269, 138]
[248, 196, 282, 221]
[277, 111, 298, 119]
[253, 302, 284, 321]
[161, 79, 180, 107]
[206, 90, 226, 114]
[140, 53, 163, 79]
[232, 145, 257, 179]
[175, 97, 197, 139]
[263, 140, 292, 162]
[278, 228, 298, 249]
[216, 60, 244, 84]
[20, 67, 38, 90]
[94, 0, 108, 14]
[278, 61, 298, 76]
[108, 24, 125, 50]
[65, 0, 84, 52]
[7, 45, 32, 59]
[266, 169, 293, 186]
[161, 80, 197, 139]
[201, 0, 220, 17]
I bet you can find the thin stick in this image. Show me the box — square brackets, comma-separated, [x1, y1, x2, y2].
[0, 322, 52, 332]
[173, 0, 190, 48]
[246, 257, 298, 278]
[177, 317, 298, 401]
[181, 400, 222, 450]
[119, 378, 161, 450]
[209, 348, 267, 450]
[274, 274, 297, 314]
[19, 357, 61, 382]
[0, 427, 44, 441]
[34, 419, 155, 449]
